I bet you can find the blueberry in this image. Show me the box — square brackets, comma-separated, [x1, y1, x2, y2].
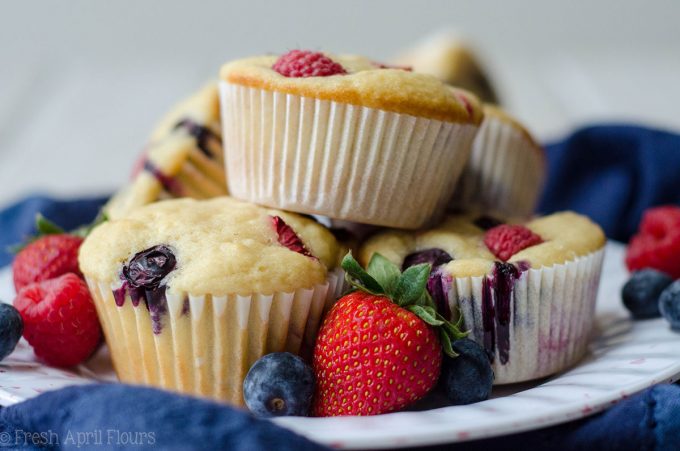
[123, 245, 176, 289]
[659, 280, 680, 330]
[0, 304, 23, 361]
[622, 269, 673, 319]
[402, 248, 453, 270]
[441, 338, 493, 405]
[243, 352, 315, 418]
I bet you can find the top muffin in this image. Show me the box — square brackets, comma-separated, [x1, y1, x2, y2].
[80, 197, 344, 295]
[221, 53, 483, 124]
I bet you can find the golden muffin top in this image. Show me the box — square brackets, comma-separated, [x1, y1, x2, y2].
[80, 197, 344, 295]
[220, 52, 484, 124]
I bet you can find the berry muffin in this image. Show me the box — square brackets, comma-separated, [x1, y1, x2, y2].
[394, 32, 499, 104]
[219, 50, 483, 229]
[79, 197, 345, 405]
[449, 105, 545, 218]
[359, 211, 606, 384]
[105, 83, 227, 220]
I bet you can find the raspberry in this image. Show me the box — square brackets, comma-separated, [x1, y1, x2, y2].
[272, 50, 346, 78]
[13, 234, 84, 292]
[626, 206, 680, 278]
[484, 225, 543, 261]
[14, 273, 102, 367]
[271, 216, 315, 259]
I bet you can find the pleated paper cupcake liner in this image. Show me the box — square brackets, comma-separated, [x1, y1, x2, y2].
[448, 113, 545, 218]
[85, 268, 344, 406]
[219, 82, 478, 229]
[448, 248, 605, 384]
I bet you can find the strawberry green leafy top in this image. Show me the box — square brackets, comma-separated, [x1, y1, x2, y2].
[341, 252, 467, 357]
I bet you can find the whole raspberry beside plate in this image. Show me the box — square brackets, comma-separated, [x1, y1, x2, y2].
[313, 253, 466, 416]
[14, 273, 102, 367]
[626, 206, 680, 279]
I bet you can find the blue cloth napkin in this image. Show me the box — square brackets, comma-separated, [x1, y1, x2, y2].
[1, 124, 680, 450]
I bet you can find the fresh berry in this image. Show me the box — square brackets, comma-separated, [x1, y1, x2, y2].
[12, 234, 84, 292]
[440, 338, 493, 405]
[484, 224, 543, 262]
[659, 280, 680, 331]
[312, 253, 466, 416]
[14, 273, 101, 367]
[243, 352, 315, 418]
[622, 269, 673, 319]
[402, 248, 453, 271]
[122, 245, 176, 290]
[626, 206, 680, 279]
[273, 50, 347, 78]
[0, 304, 23, 361]
[271, 216, 315, 258]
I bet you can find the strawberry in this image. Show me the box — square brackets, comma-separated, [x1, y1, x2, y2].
[484, 224, 543, 261]
[313, 253, 466, 416]
[13, 234, 84, 292]
[272, 50, 347, 78]
[14, 273, 102, 367]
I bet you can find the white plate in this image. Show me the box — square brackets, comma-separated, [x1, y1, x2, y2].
[1, 242, 679, 449]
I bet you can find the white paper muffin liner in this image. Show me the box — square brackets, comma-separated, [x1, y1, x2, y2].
[85, 267, 344, 406]
[448, 112, 545, 218]
[448, 248, 605, 384]
[219, 82, 478, 229]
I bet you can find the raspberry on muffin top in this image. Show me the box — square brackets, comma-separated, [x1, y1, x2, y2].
[80, 197, 344, 295]
[359, 211, 606, 278]
[220, 50, 484, 124]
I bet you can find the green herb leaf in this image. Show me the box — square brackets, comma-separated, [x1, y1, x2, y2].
[341, 253, 385, 295]
[36, 214, 66, 235]
[392, 263, 431, 306]
[407, 305, 444, 326]
[366, 253, 401, 296]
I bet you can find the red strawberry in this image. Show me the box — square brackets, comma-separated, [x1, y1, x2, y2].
[312, 254, 466, 416]
[13, 234, 84, 292]
[271, 215, 315, 259]
[14, 273, 102, 367]
[273, 50, 347, 78]
[484, 224, 543, 261]
[626, 206, 680, 278]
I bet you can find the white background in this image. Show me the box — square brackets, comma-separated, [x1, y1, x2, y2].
[1, 0, 678, 207]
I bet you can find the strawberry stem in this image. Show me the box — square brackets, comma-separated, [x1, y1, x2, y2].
[341, 252, 468, 357]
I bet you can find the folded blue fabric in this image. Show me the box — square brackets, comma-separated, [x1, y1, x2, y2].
[0, 384, 325, 450]
[1, 124, 680, 450]
[539, 124, 680, 242]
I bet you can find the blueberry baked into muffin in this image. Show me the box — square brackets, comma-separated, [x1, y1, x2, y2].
[105, 83, 227, 220]
[79, 197, 345, 405]
[359, 211, 606, 383]
[220, 50, 484, 229]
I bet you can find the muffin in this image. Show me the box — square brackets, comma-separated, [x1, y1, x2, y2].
[394, 32, 499, 104]
[359, 211, 606, 384]
[79, 197, 345, 405]
[448, 105, 546, 218]
[219, 50, 483, 229]
[105, 83, 227, 220]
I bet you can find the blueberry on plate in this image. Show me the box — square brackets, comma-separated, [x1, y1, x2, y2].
[622, 269, 673, 319]
[659, 280, 680, 331]
[441, 338, 493, 405]
[0, 303, 23, 361]
[243, 352, 315, 418]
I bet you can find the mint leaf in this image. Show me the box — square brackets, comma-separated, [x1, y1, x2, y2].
[392, 263, 431, 306]
[408, 305, 444, 326]
[341, 253, 384, 295]
[366, 253, 401, 296]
